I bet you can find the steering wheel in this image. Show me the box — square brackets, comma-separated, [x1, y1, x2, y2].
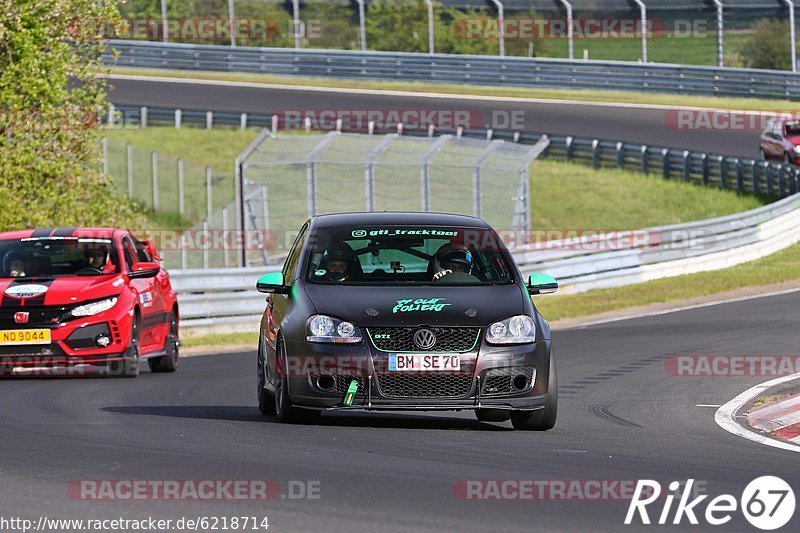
[76, 266, 103, 275]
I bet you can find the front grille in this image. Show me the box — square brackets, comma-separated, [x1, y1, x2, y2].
[368, 327, 481, 352]
[335, 376, 365, 394]
[376, 373, 474, 398]
[481, 367, 536, 395]
[0, 306, 69, 328]
[0, 344, 65, 357]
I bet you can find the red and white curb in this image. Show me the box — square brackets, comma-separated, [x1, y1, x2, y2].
[716, 372, 800, 453]
[748, 393, 800, 445]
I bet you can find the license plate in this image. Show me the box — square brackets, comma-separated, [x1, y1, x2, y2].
[0, 329, 51, 345]
[388, 354, 461, 371]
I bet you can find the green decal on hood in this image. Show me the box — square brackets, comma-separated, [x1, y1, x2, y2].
[393, 298, 451, 314]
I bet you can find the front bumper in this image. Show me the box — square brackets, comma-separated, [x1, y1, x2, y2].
[280, 337, 553, 411]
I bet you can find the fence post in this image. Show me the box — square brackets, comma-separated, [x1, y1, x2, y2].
[180, 232, 187, 270]
[107, 104, 115, 127]
[206, 111, 213, 129]
[565, 136, 574, 161]
[591, 139, 600, 169]
[683, 151, 691, 181]
[271, 114, 279, 133]
[102, 137, 109, 176]
[203, 219, 209, 269]
[779, 164, 787, 197]
[206, 167, 213, 222]
[616, 142, 624, 168]
[720, 156, 728, 189]
[178, 159, 185, 215]
[766, 163, 774, 196]
[140, 106, 148, 128]
[175, 109, 182, 128]
[641, 145, 648, 173]
[151, 151, 159, 210]
[126, 143, 133, 200]
[240, 113, 248, 130]
[752, 161, 760, 194]
[701, 153, 709, 185]
[662, 148, 670, 179]
[307, 162, 317, 217]
[222, 206, 229, 267]
[736, 159, 744, 192]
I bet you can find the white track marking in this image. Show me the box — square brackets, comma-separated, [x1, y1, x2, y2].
[715, 373, 800, 453]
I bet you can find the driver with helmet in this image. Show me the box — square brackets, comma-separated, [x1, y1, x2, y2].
[432, 243, 476, 281]
[317, 242, 357, 282]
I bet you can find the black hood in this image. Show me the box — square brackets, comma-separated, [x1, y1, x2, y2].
[302, 283, 527, 327]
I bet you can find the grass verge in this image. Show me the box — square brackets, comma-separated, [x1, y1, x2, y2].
[111, 66, 798, 112]
[534, 240, 800, 321]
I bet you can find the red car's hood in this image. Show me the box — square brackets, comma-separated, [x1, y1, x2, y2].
[0, 275, 123, 307]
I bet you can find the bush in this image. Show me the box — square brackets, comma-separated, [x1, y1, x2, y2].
[0, 0, 144, 231]
[739, 18, 792, 71]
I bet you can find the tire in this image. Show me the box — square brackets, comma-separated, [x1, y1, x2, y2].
[108, 313, 140, 378]
[257, 336, 276, 416]
[511, 354, 557, 431]
[274, 336, 319, 424]
[475, 408, 511, 423]
[148, 311, 179, 373]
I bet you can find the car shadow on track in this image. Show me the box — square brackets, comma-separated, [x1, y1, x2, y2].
[102, 405, 511, 431]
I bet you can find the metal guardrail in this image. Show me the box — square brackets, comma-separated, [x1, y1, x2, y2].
[107, 40, 800, 100]
[174, 190, 800, 333]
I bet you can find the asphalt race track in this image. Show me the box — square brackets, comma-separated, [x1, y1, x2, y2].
[105, 76, 761, 158]
[2, 291, 798, 532]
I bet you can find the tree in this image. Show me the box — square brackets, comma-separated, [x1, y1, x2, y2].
[739, 18, 792, 71]
[0, 0, 143, 230]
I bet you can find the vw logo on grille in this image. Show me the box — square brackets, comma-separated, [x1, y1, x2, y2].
[413, 328, 437, 350]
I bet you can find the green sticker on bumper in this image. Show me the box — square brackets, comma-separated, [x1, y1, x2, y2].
[343, 380, 359, 406]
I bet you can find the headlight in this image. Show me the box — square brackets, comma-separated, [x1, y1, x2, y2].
[794, 146, 800, 153]
[306, 315, 362, 343]
[70, 297, 118, 317]
[486, 315, 536, 344]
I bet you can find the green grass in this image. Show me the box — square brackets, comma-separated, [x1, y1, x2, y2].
[181, 331, 259, 349]
[534, 240, 800, 321]
[103, 127, 767, 232]
[110, 66, 798, 113]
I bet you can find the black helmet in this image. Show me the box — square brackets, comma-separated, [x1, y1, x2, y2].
[436, 249, 473, 273]
[326, 242, 355, 263]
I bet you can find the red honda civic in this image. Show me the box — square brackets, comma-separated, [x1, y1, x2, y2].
[0, 227, 179, 377]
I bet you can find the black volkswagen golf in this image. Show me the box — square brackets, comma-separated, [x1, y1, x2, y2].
[255, 212, 559, 430]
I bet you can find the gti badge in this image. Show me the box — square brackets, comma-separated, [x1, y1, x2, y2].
[5, 284, 48, 299]
[14, 312, 29, 324]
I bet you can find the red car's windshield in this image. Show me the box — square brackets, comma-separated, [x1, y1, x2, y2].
[0, 237, 120, 278]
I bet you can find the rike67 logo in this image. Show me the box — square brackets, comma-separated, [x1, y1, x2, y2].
[625, 477, 795, 530]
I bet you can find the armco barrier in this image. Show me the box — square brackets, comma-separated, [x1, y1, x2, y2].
[106, 40, 800, 101]
[175, 191, 800, 333]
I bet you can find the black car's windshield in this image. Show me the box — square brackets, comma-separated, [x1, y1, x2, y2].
[305, 225, 514, 285]
[0, 237, 120, 278]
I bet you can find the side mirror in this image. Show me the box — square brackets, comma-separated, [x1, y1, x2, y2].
[527, 273, 558, 295]
[256, 271, 289, 294]
[129, 261, 161, 279]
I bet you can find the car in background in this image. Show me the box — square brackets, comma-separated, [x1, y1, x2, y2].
[0, 228, 179, 377]
[255, 212, 559, 430]
[760, 118, 800, 164]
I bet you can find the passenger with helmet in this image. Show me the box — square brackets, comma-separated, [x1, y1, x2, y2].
[317, 242, 358, 282]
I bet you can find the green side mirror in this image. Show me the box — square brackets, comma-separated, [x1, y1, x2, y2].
[256, 271, 288, 294]
[527, 273, 559, 295]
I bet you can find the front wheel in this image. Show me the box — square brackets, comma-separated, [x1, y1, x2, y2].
[148, 311, 179, 373]
[108, 314, 140, 378]
[274, 337, 319, 424]
[257, 336, 276, 416]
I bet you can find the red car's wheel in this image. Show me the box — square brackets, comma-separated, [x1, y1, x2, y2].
[148, 311, 179, 373]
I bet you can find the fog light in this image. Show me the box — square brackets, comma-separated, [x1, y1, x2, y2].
[95, 334, 111, 347]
